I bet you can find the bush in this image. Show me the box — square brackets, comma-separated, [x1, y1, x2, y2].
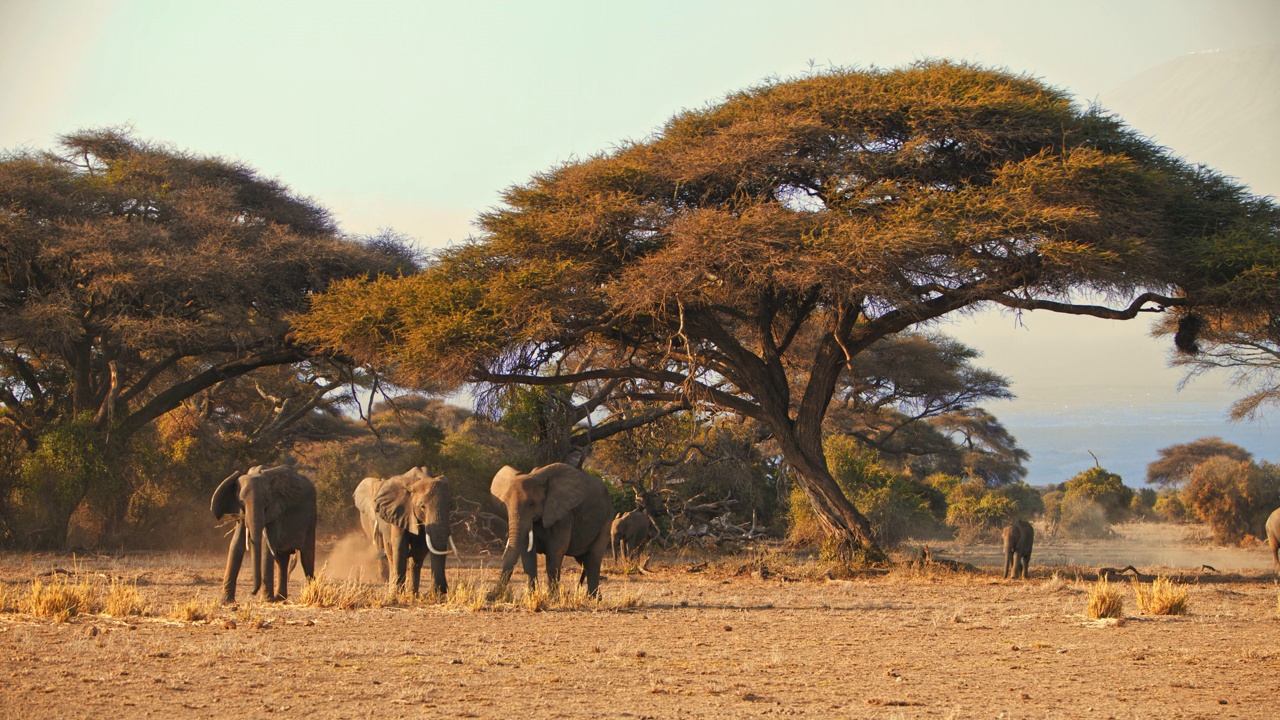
[1181, 458, 1280, 544]
[788, 437, 942, 547]
[1059, 494, 1112, 539]
[1153, 491, 1192, 523]
[1062, 467, 1133, 523]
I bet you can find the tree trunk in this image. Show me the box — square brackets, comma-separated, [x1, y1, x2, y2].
[774, 426, 886, 562]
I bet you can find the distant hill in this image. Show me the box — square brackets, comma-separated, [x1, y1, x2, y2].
[970, 47, 1280, 488]
[1101, 45, 1280, 198]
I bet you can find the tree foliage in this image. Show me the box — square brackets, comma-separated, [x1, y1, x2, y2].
[1181, 457, 1280, 544]
[1145, 436, 1253, 489]
[0, 129, 407, 545]
[297, 62, 1278, 555]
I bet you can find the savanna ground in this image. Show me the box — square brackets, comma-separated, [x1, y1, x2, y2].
[1, 524, 1277, 719]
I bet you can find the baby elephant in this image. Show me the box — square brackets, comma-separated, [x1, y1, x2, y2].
[1002, 520, 1034, 579]
[611, 509, 656, 562]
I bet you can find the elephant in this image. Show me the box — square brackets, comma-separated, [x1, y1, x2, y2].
[211, 465, 316, 603]
[353, 468, 456, 594]
[611, 509, 656, 562]
[490, 463, 613, 598]
[1266, 507, 1280, 573]
[1002, 519, 1034, 579]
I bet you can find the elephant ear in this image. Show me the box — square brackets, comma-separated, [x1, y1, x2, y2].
[353, 477, 382, 519]
[490, 466, 522, 503]
[258, 466, 314, 524]
[211, 470, 243, 520]
[540, 463, 591, 527]
[374, 477, 417, 533]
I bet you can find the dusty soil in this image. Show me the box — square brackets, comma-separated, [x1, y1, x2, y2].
[1, 536, 1277, 719]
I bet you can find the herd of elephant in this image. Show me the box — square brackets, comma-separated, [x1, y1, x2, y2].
[211, 464, 1280, 603]
[210, 462, 655, 602]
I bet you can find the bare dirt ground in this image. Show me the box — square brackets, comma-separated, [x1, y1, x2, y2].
[2, 527, 1277, 719]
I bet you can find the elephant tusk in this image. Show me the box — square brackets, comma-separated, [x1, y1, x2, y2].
[504, 538, 511, 550]
[449, 536, 460, 559]
[424, 532, 449, 556]
[527, 530, 534, 553]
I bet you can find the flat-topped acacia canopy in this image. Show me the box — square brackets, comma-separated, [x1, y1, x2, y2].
[297, 61, 1279, 555]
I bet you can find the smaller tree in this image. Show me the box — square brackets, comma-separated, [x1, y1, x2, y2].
[1146, 437, 1253, 489]
[1181, 457, 1280, 543]
[1063, 467, 1134, 523]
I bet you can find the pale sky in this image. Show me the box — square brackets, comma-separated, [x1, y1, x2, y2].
[2, 0, 1277, 483]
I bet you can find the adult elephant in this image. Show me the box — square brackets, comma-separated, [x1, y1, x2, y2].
[1266, 507, 1280, 573]
[1002, 519, 1034, 579]
[353, 468, 455, 594]
[211, 465, 316, 603]
[611, 509, 656, 562]
[490, 463, 612, 597]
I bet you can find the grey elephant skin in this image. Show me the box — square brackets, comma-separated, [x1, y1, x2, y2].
[1002, 520, 1034, 579]
[490, 463, 612, 597]
[354, 468, 454, 594]
[211, 465, 317, 602]
[1267, 507, 1280, 573]
[611, 509, 656, 562]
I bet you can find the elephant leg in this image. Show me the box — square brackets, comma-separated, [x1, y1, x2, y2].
[1021, 550, 1032, 579]
[301, 523, 316, 581]
[521, 549, 538, 590]
[429, 551, 447, 595]
[262, 547, 278, 601]
[544, 552, 564, 593]
[392, 538, 409, 590]
[275, 552, 290, 600]
[221, 522, 246, 603]
[582, 553, 603, 598]
[409, 551, 423, 595]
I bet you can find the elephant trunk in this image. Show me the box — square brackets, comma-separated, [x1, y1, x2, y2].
[499, 518, 531, 578]
[248, 501, 266, 596]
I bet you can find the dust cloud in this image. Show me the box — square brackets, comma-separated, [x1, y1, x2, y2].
[316, 531, 384, 582]
[937, 522, 1277, 571]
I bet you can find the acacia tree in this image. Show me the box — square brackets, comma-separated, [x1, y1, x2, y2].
[0, 129, 406, 544]
[297, 62, 1278, 557]
[1145, 437, 1253, 489]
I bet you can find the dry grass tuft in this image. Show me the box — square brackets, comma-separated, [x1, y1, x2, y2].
[300, 574, 381, 610]
[22, 576, 103, 622]
[104, 579, 150, 617]
[169, 597, 219, 622]
[1132, 576, 1189, 616]
[604, 587, 644, 611]
[1086, 578, 1124, 619]
[520, 586, 552, 612]
[445, 576, 489, 611]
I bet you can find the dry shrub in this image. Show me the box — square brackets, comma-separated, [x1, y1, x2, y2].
[445, 576, 488, 611]
[170, 597, 218, 622]
[605, 587, 644, 611]
[1132, 576, 1189, 615]
[104, 579, 149, 617]
[23, 576, 102, 621]
[520, 586, 552, 612]
[300, 574, 377, 610]
[1086, 578, 1124, 619]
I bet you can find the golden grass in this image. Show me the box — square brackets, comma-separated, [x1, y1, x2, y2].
[169, 597, 219, 622]
[1132, 576, 1189, 616]
[105, 579, 149, 617]
[22, 576, 102, 622]
[1086, 578, 1124, 619]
